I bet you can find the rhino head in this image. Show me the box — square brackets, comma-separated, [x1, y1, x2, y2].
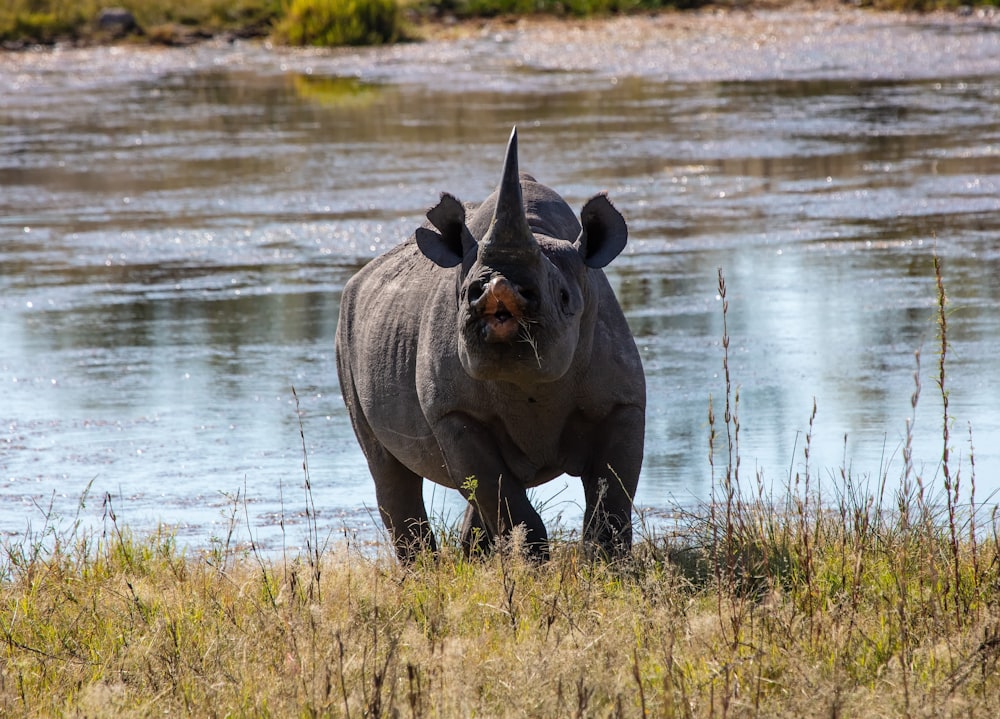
[415, 128, 628, 386]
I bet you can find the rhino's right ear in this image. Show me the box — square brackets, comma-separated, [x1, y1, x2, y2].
[416, 193, 475, 268]
[576, 193, 628, 269]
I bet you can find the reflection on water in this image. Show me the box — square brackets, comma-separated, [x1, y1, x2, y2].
[1, 33, 998, 550]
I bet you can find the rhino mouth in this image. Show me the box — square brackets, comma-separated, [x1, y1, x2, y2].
[470, 276, 528, 344]
[482, 302, 519, 343]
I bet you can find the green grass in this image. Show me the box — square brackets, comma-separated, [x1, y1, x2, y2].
[0, 0, 393, 46]
[3, 258, 998, 717]
[0, 0, 282, 45]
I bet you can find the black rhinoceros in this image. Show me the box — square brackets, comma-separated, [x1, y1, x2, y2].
[335, 128, 645, 562]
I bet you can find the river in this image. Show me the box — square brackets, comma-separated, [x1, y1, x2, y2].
[2, 8, 999, 552]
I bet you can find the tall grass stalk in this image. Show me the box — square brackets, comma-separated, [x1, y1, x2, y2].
[935, 253, 965, 627]
[293, 385, 325, 601]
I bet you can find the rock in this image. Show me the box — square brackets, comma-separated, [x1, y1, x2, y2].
[97, 8, 140, 38]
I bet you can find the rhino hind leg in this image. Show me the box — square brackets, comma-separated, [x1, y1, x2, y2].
[582, 478, 634, 559]
[372, 458, 436, 563]
[352, 421, 436, 562]
[581, 405, 644, 559]
[338, 366, 436, 562]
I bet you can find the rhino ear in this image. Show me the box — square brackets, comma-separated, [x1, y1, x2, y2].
[575, 193, 628, 269]
[416, 193, 474, 268]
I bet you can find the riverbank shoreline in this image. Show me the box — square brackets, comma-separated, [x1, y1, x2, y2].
[416, 0, 1000, 43]
[412, 2, 1000, 70]
[2, 1, 998, 52]
[5, 2, 998, 90]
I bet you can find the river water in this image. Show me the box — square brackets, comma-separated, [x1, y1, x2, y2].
[2, 10, 999, 551]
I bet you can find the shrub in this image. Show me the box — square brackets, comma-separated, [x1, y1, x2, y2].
[276, 0, 403, 46]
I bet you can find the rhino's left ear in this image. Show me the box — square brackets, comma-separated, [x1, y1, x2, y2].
[575, 194, 628, 269]
[416, 193, 475, 268]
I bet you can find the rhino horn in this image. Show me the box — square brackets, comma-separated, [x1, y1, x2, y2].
[480, 127, 539, 265]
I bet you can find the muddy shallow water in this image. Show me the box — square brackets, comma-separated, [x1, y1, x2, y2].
[2, 9, 999, 551]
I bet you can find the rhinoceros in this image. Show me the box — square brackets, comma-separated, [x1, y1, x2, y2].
[335, 128, 645, 562]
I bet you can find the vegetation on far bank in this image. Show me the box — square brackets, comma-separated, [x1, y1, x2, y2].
[2, 0, 999, 48]
[3, 261, 999, 716]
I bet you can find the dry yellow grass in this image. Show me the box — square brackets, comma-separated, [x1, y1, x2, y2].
[2, 503, 998, 717]
[4, 265, 997, 717]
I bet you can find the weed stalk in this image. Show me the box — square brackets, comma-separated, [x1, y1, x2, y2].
[935, 255, 963, 624]
[292, 385, 323, 601]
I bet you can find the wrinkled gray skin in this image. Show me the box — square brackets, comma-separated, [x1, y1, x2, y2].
[336, 128, 645, 562]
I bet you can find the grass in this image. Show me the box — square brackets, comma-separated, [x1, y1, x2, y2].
[3, 0, 1000, 47]
[3, 258, 999, 716]
[0, 0, 282, 46]
[273, 0, 403, 46]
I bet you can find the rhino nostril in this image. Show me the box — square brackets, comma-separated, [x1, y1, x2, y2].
[467, 281, 485, 305]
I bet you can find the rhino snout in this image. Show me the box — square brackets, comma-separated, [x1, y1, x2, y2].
[470, 276, 530, 344]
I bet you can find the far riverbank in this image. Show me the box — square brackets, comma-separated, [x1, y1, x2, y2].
[2, 0, 998, 50]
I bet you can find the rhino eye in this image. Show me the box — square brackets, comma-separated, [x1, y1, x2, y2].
[559, 288, 575, 315]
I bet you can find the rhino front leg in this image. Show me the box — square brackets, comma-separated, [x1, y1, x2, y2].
[462, 474, 548, 561]
[582, 405, 644, 558]
[436, 414, 549, 560]
[459, 502, 493, 556]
